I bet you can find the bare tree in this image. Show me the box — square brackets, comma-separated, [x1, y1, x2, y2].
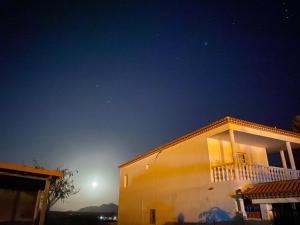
[32, 160, 79, 212]
[47, 168, 79, 212]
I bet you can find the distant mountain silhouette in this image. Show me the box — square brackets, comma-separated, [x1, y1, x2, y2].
[78, 203, 118, 213]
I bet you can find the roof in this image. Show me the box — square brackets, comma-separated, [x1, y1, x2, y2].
[242, 179, 300, 199]
[0, 162, 64, 178]
[119, 116, 300, 168]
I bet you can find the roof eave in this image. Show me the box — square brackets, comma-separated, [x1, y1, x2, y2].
[119, 116, 300, 168]
[0, 162, 64, 177]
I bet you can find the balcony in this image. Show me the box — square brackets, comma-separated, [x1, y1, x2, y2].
[211, 163, 300, 183]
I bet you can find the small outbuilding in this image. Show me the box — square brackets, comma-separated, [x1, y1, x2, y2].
[0, 162, 63, 225]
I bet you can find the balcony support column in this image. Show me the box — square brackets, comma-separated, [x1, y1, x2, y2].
[286, 141, 296, 170]
[235, 189, 247, 219]
[220, 142, 225, 163]
[260, 204, 273, 220]
[229, 130, 239, 180]
[39, 178, 50, 225]
[238, 198, 247, 218]
[280, 150, 287, 169]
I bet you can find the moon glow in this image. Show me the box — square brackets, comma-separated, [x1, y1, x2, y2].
[91, 181, 98, 188]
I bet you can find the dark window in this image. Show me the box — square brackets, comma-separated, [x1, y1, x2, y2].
[150, 209, 156, 224]
[236, 152, 247, 164]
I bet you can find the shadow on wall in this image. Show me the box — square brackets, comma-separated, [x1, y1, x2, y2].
[198, 207, 232, 223]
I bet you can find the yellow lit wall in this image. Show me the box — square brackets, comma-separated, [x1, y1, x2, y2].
[119, 124, 244, 225]
[118, 122, 288, 225]
[208, 139, 233, 166]
[207, 139, 268, 166]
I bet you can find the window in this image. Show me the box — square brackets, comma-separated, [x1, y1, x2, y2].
[150, 209, 156, 224]
[123, 174, 128, 188]
[236, 152, 247, 164]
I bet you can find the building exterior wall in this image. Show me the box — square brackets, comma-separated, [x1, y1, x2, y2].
[0, 189, 16, 222]
[118, 127, 257, 225]
[118, 119, 300, 225]
[119, 134, 210, 225]
[0, 187, 39, 223]
[207, 139, 268, 166]
[208, 139, 233, 165]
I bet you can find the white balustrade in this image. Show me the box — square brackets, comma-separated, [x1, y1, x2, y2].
[211, 163, 300, 183]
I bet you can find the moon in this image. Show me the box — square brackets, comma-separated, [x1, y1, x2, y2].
[91, 181, 98, 188]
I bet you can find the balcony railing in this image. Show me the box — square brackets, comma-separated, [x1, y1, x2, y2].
[211, 163, 300, 183]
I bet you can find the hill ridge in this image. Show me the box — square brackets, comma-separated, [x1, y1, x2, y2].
[78, 203, 118, 213]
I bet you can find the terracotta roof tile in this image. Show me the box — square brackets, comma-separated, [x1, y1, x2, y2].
[243, 179, 300, 199]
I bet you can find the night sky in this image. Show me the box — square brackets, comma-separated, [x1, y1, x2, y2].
[1, 0, 299, 211]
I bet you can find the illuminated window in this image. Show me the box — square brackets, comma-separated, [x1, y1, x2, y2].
[124, 174, 128, 188]
[150, 209, 156, 224]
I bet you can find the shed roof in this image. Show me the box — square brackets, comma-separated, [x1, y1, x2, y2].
[0, 162, 63, 178]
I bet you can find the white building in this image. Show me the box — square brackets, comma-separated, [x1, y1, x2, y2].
[118, 116, 300, 225]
